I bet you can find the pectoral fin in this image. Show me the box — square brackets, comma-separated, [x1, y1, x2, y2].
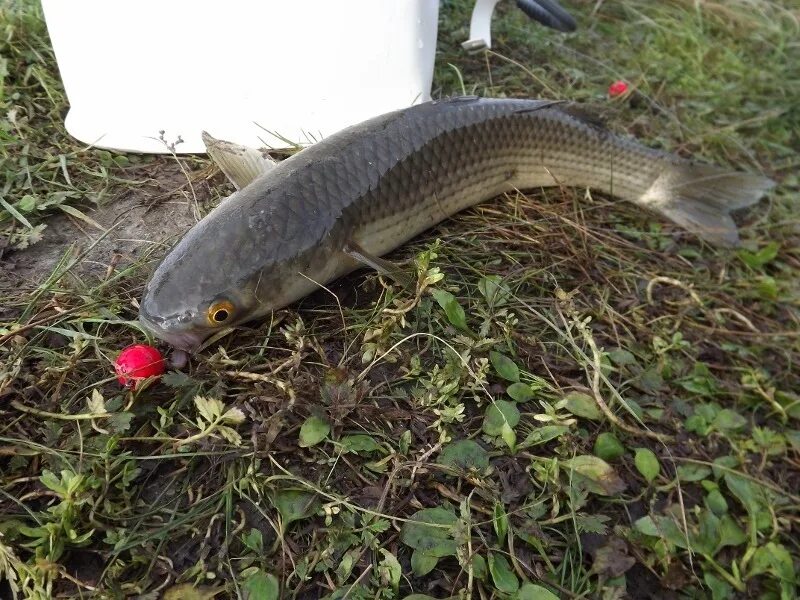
[202, 131, 276, 190]
[344, 242, 414, 289]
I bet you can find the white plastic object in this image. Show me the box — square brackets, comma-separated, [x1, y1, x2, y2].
[41, 0, 440, 154]
[462, 0, 502, 52]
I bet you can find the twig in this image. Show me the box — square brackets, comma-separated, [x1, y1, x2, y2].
[11, 400, 110, 421]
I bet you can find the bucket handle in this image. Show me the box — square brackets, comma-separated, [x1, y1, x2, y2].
[462, 0, 576, 52]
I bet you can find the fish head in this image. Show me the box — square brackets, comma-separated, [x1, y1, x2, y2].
[138, 271, 260, 352]
[137, 215, 267, 352]
[137, 163, 325, 351]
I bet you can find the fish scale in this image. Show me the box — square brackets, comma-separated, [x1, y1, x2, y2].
[139, 96, 774, 351]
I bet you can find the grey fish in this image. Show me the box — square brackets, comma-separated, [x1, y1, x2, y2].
[139, 97, 773, 351]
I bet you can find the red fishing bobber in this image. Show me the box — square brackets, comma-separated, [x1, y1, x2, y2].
[608, 80, 629, 98]
[114, 344, 165, 388]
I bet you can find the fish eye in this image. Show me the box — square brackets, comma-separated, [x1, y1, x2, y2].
[207, 300, 235, 325]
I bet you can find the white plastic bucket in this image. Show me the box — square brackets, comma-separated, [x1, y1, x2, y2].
[41, 0, 440, 153]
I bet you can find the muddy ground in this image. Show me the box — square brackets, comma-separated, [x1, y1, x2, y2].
[0, 161, 211, 293]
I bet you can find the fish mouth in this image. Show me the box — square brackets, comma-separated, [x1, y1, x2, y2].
[138, 313, 207, 353]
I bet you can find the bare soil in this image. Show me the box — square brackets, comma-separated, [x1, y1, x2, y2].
[0, 161, 208, 292]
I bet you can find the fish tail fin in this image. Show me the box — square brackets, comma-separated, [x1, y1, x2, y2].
[639, 161, 774, 246]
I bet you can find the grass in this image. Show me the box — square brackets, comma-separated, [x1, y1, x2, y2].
[1, 0, 799, 598]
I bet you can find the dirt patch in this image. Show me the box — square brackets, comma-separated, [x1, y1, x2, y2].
[0, 161, 211, 291]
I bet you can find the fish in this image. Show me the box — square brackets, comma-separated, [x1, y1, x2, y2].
[138, 96, 774, 351]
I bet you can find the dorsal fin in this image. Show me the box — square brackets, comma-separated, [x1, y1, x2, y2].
[201, 131, 276, 190]
[514, 99, 610, 131]
[556, 103, 610, 131]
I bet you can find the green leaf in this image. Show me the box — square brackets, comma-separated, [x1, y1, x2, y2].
[751, 426, 786, 456]
[594, 433, 625, 462]
[634, 448, 660, 483]
[410, 550, 439, 576]
[607, 348, 637, 367]
[712, 455, 739, 479]
[677, 464, 711, 482]
[217, 424, 243, 446]
[39, 470, 67, 495]
[756, 276, 778, 300]
[501, 422, 517, 451]
[299, 415, 330, 447]
[471, 554, 487, 580]
[711, 409, 746, 433]
[368, 519, 391, 534]
[336, 550, 357, 584]
[241, 528, 263, 553]
[575, 514, 610, 535]
[635, 367, 664, 393]
[632, 515, 659, 537]
[401, 507, 458, 558]
[703, 572, 732, 600]
[378, 549, 401, 594]
[638, 511, 728, 556]
[194, 395, 223, 424]
[272, 490, 319, 530]
[560, 391, 601, 420]
[563, 455, 626, 496]
[685, 414, 711, 436]
[724, 472, 768, 539]
[16, 194, 37, 213]
[679, 363, 717, 396]
[108, 411, 133, 433]
[738, 241, 779, 269]
[634, 515, 688, 549]
[0, 196, 33, 228]
[716, 514, 747, 549]
[431, 289, 469, 331]
[243, 570, 279, 600]
[692, 509, 720, 555]
[705, 489, 728, 515]
[490, 351, 520, 382]
[483, 400, 520, 437]
[645, 407, 664, 420]
[748, 542, 795, 585]
[17, 524, 49, 542]
[478, 275, 511, 308]
[518, 425, 568, 449]
[402, 595, 438, 600]
[340, 434, 382, 454]
[437, 440, 490, 471]
[399, 430, 412, 454]
[696, 403, 720, 422]
[516, 584, 560, 600]
[162, 584, 221, 599]
[161, 371, 193, 388]
[776, 391, 800, 421]
[507, 382, 534, 402]
[365, 458, 390, 473]
[67, 528, 94, 544]
[488, 552, 519, 593]
[493, 502, 509, 541]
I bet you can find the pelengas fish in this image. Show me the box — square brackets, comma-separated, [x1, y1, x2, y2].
[139, 97, 773, 351]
